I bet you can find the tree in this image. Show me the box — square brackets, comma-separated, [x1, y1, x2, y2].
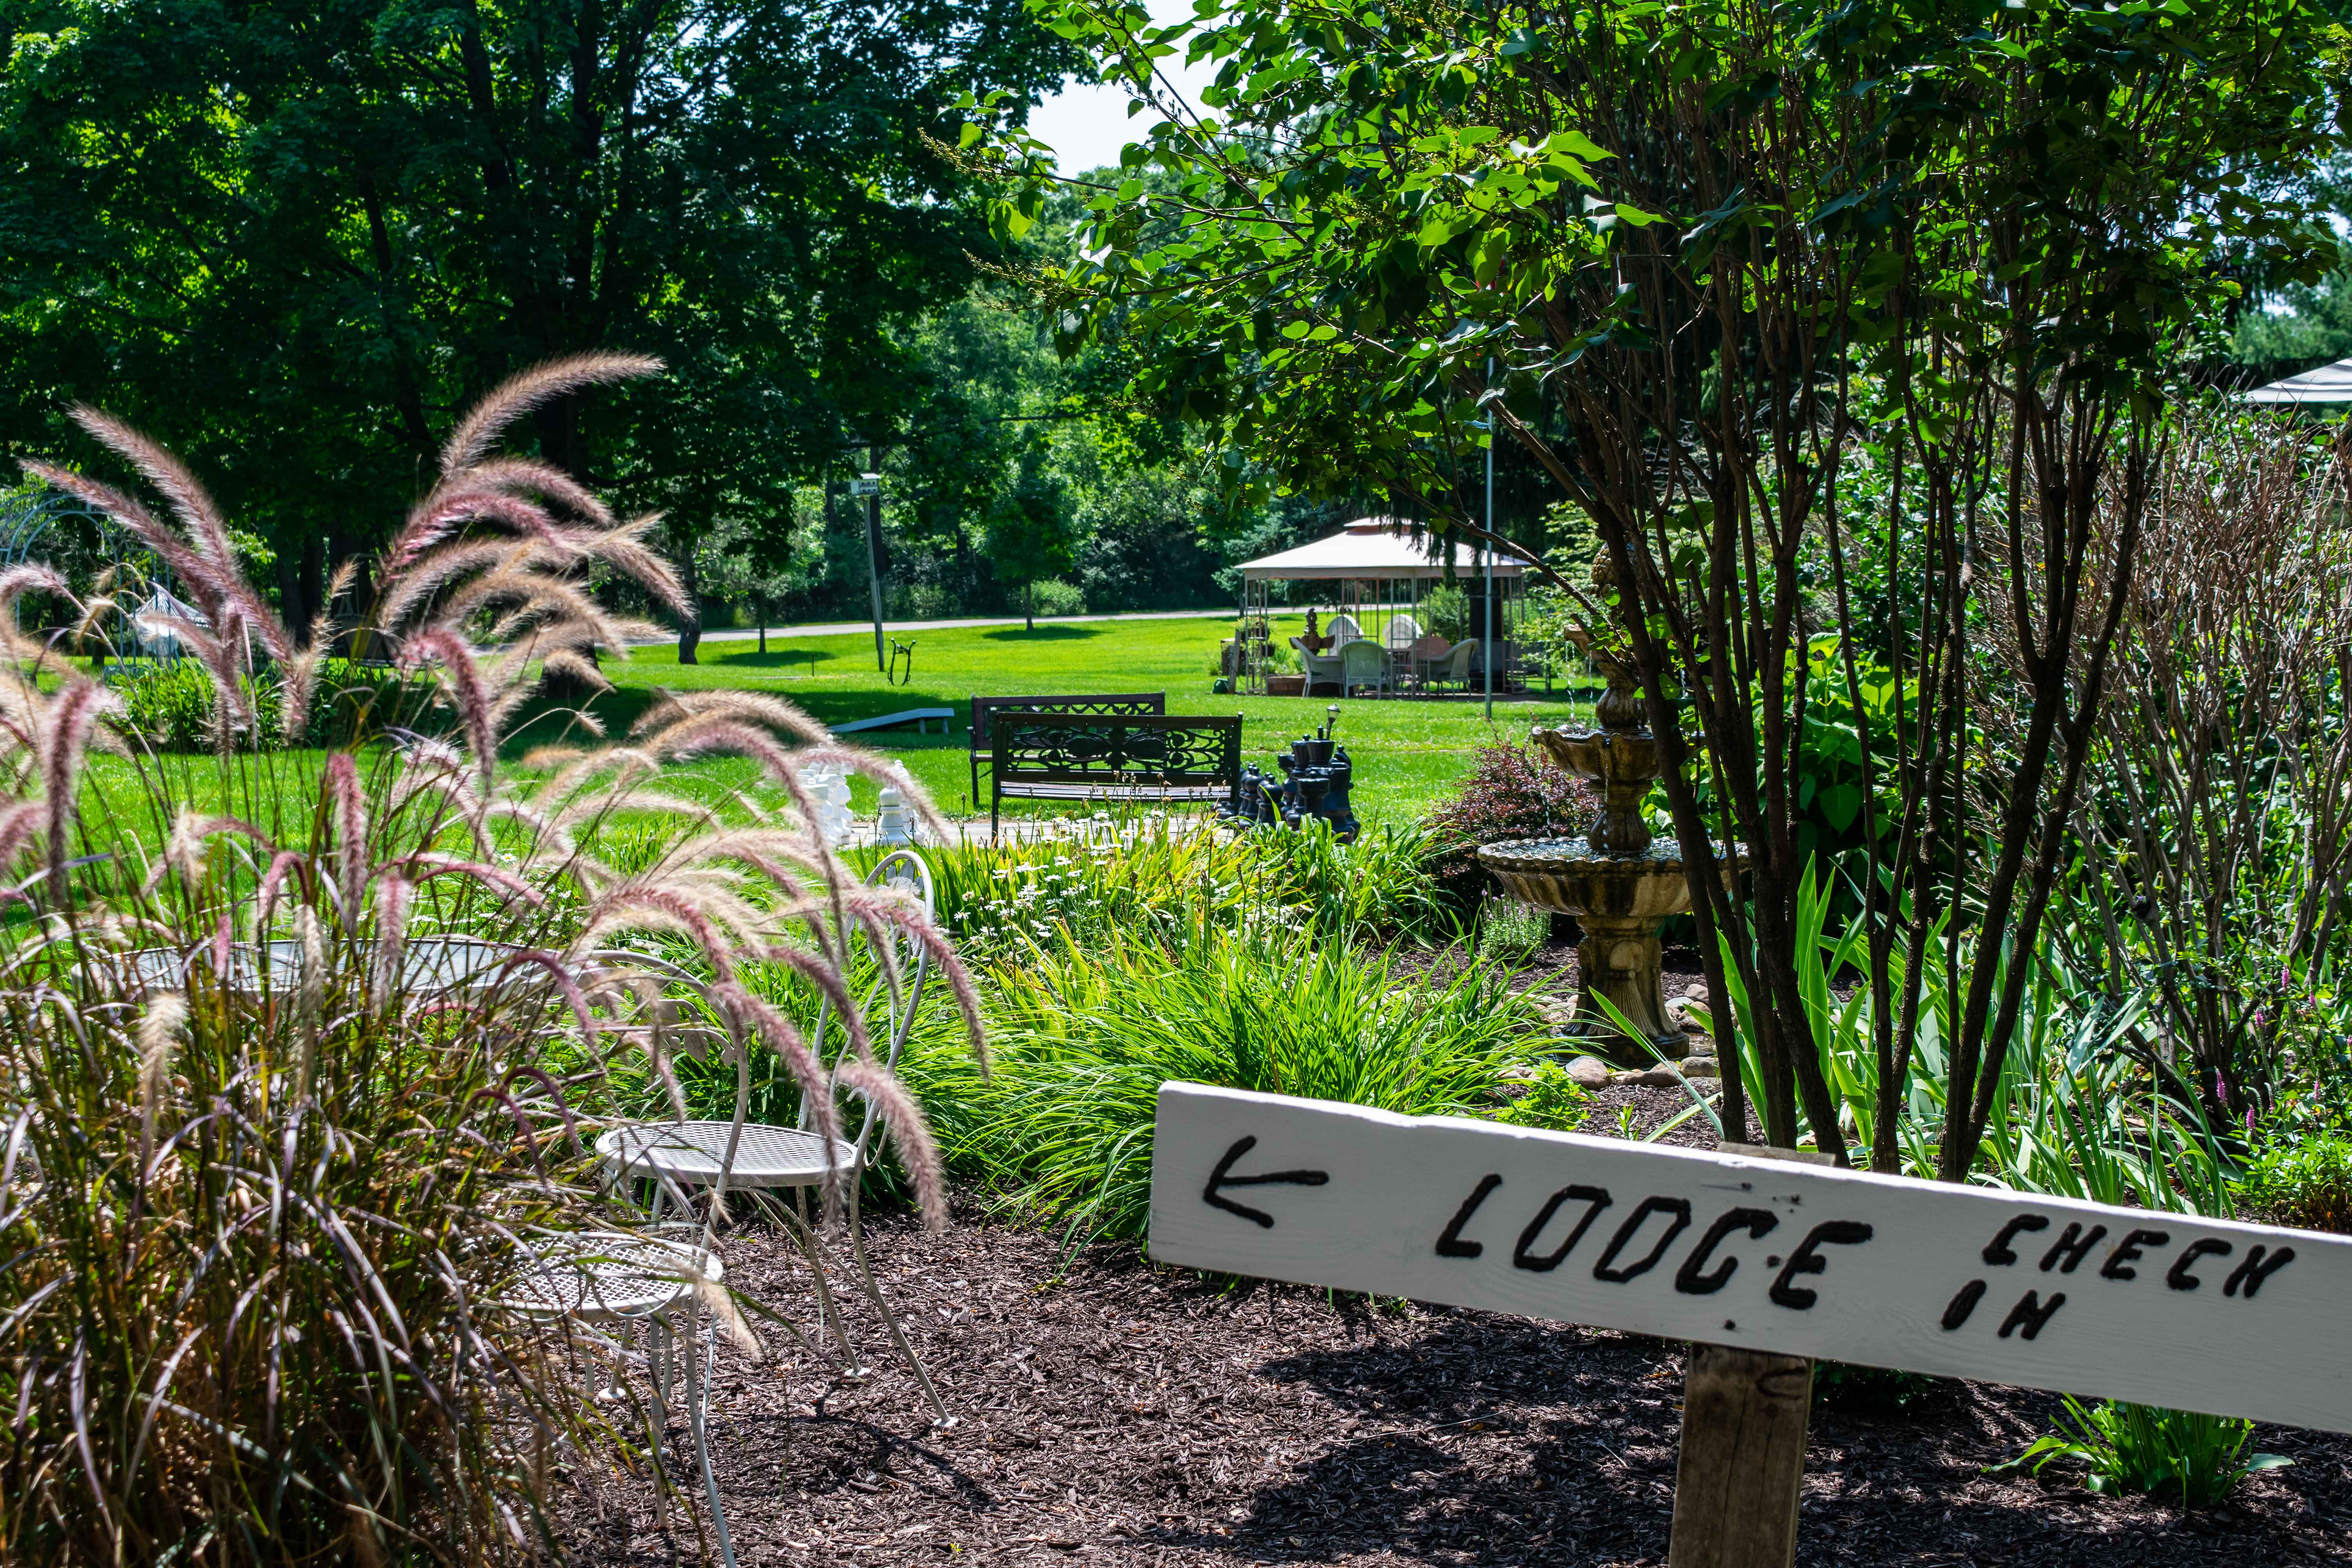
[0, 0, 1077, 645]
[986, 436, 1077, 629]
[997, 0, 2343, 1168]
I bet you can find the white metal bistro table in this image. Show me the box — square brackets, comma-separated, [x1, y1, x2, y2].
[599, 1122, 856, 1198]
[501, 1232, 739, 1566]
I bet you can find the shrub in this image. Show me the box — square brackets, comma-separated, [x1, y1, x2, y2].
[2003, 1397, 2288, 1507]
[2237, 1132, 2352, 1234]
[898, 924, 1537, 1247]
[1423, 739, 1596, 917]
[1486, 1060, 1592, 1133]
[1477, 895, 1549, 963]
[1422, 582, 1471, 643]
[109, 656, 432, 750]
[1027, 578, 1085, 617]
[927, 815, 1451, 959]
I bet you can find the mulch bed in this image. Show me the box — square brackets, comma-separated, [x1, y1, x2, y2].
[555, 1210, 2352, 1567]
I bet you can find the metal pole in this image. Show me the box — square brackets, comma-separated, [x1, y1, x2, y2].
[864, 444, 886, 673]
[1484, 357, 1495, 723]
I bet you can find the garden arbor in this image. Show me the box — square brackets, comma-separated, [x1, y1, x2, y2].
[1234, 519, 1526, 695]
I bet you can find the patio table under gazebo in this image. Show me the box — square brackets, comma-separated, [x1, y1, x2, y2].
[1231, 518, 1528, 696]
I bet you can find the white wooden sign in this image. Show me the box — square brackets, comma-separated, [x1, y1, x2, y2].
[1148, 1083, 2351, 1433]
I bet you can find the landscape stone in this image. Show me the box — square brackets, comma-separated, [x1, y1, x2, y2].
[1563, 1055, 1614, 1089]
[1680, 1056, 1720, 1078]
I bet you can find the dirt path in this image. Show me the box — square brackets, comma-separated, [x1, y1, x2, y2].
[556, 1214, 2352, 1566]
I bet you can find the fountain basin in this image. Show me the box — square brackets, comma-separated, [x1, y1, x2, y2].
[1479, 837, 1736, 1063]
[1534, 728, 1666, 783]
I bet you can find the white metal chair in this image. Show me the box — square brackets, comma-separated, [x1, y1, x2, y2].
[1383, 613, 1423, 651]
[595, 848, 951, 1425]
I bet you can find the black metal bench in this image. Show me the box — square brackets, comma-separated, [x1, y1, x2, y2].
[969, 692, 1166, 807]
[987, 711, 1243, 836]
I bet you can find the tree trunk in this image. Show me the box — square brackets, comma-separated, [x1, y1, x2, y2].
[677, 543, 701, 665]
[1025, 583, 1034, 632]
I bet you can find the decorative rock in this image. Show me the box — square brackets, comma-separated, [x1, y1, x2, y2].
[1613, 1066, 1685, 1089]
[1563, 1055, 1614, 1090]
[1679, 1056, 1720, 1078]
[1684, 983, 1710, 1003]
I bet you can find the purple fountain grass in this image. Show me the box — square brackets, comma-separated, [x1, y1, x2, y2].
[0, 358, 981, 1562]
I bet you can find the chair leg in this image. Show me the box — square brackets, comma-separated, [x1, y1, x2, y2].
[844, 1190, 952, 1427]
[787, 1187, 868, 1376]
[679, 1299, 740, 1568]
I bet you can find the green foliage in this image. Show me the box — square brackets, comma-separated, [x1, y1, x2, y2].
[1421, 583, 1470, 643]
[2238, 1133, 2352, 1235]
[2004, 1398, 2288, 1508]
[926, 815, 1452, 958]
[1476, 895, 1550, 964]
[110, 658, 429, 752]
[1486, 1060, 1592, 1134]
[1697, 865, 2230, 1209]
[1812, 1362, 1946, 1413]
[0, 0, 1076, 619]
[898, 923, 1537, 1246]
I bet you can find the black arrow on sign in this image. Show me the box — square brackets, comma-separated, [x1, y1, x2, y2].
[1203, 1135, 1330, 1228]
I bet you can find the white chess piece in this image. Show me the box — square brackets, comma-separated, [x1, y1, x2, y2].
[875, 784, 915, 846]
[799, 764, 855, 846]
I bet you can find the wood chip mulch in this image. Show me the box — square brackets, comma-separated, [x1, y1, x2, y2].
[554, 1210, 2352, 1567]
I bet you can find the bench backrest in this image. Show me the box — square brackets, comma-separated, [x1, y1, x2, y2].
[970, 691, 1165, 750]
[991, 712, 1242, 786]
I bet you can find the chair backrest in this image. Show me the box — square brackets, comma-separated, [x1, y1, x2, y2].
[1327, 613, 1362, 643]
[1412, 632, 1450, 661]
[807, 851, 936, 1161]
[1445, 640, 1477, 677]
[1385, 615, 1422, 649]
[1341, 639, 1387, 678]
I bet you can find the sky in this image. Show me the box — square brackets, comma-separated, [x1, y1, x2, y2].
[1023, 1, 1220, 175]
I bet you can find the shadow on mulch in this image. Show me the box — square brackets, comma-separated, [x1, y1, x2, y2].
[554, 1215, 2352, 1568]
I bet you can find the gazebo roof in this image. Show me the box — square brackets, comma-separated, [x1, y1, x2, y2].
[2240, 356, 2352, 407]
[1235, 519, 1528, 581]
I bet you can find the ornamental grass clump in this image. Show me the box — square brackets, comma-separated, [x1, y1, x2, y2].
[899, 922, 1535, 1248]
[0, 358, 977, 1563]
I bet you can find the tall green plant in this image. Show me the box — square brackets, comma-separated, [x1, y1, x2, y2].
[898, 923, 1536, 1247]
[1691, 867, 2229, 1211]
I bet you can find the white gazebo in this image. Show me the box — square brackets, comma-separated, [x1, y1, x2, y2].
[1231, 518, 1529, 696]
[2239, 357, 2352, 407]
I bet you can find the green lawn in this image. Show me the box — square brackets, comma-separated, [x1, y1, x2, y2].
[577, 614, 1596, 825]
[66, 615, 1595, 847]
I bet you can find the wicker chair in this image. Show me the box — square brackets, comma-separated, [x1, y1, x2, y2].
[1339, 637, 1391, 696]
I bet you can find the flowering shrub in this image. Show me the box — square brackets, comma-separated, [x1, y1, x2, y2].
[1423, 739, 1597, 916]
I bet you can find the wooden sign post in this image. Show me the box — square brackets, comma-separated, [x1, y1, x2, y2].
[1148, 1083, 2352, 1564]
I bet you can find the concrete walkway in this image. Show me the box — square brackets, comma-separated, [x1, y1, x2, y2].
[640, 606, 1236, 647]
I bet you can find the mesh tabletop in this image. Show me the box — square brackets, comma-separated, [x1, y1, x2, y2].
[116, 937, 522, 997]
[598, 1120, 857, 1189]
[499, 1234, 723, 1321]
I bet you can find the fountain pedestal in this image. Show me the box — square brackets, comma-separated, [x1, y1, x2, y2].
[1477, 662, 1733, 1063]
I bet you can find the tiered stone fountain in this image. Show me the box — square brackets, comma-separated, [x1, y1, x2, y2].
[1479, 657, 1729, 1063]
